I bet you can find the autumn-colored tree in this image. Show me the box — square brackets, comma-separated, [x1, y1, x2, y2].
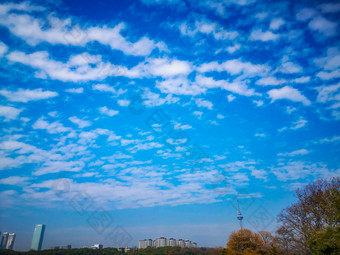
[227, 229, 263, 254]
[225, 229, 281, 254]
[276, 177, 340, 255]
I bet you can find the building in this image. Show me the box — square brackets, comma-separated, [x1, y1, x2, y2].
[6, 233, 16, 250]
[138, 237, 197, 249]
[184, 240, 191, 247]
[31, 224, 46, 251]
[139, 239, 152, 249]
[61, 245, 72, 249]
[91, 244, 103, 249]
[167, 238, 176, 246]
[154, 237, 166, 248]
[1, 232, 9, 249]
[177, 239, 184, 247]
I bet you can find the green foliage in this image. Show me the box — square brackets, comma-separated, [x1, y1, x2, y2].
[308, 226, 340, 255]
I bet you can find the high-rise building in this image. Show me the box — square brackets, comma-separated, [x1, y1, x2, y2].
[1, 233, 9, 249]
[154, 237, 166, 248]
[192, 242, 197, 248]
[167, 238, 176, 246]
[61, 245, 71, 249]
[31, 224, 46, 251]
[145, 239, 152, 248]
[184, 240, 191, 247]
[6, 233, 16, 250]
[177, 239, 184, 247]
[139, 239, 152, 249]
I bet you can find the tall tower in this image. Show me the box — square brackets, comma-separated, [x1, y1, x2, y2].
[236, 193, 244, 230]
[31, 224, 45, 251]
[6, 233, 16, 250]
[1, 232, 9, 249]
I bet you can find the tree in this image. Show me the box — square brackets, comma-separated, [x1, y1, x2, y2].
[276, 177, 340, 255]
[225, 229, 281, 254]
[227, 229, 263, 254]
[308, 226, 340, 255]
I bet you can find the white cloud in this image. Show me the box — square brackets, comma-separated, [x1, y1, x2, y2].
[195, 98, 213, 110]
[197, 59, 267, 75]
[256, 76, 285, 86]
[319, 3, 340, 13]
[308, 16, 337, 36]
[0, 88, 57, 102]
[286, 106, 296, 114]
[117, 100, 130, 107]
[270, 18, 285, 30]
[195, 75, 257, 96]
[7, 51, 125, 82]
[253, 100, 263, 107]
[65, 87, 83, 93]
[33, 117, 71, 133]
[142, 89, 180, 107]
[217, 114, 224, 119]
[314, 47, 340, 71]
[278, 61, 303, 73]
[317, 136, 340, 144]
[227, 95, 236, 102]
[69, 116, 91, 128]
[0, 41, 8, 57]
[278, 149, 309, 157]
[291, 118, 308, 130]
[250, 29, 280, 41]
[0, 105, 22, 121]
[0, 176, 31, 185]
[125, 57, 192, 78]
[156, 77, 206, 96]
[99, 106, 119, 116]
[86, 23, 166, 56]
[293, 76, 310, 83]
[270, 161, 338, 182]
[267, 86, 311, 106]
[92, 84, 117, 93]
[179, 20, 238, 41]
[316, 83, 340, 103]
[296, 8, 316, 21]
[226, 44, 240, 53]
[255, 133, 266, 137]
[317, 69, 340, 80]
[0, 5, 164, 56]
[193, 111, 203, 119]
[174, 123, 192, 130]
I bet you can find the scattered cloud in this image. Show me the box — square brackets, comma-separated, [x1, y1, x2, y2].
[278, 149, 310, 157]
[99, 106, 119, 116]
[0, 88, 58, 102]
[0, 105, 22, 121]
[69, 116, 91, 128]
[267, 86, 311, 106]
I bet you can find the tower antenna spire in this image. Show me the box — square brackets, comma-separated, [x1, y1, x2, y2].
[236, 193, 243, 230]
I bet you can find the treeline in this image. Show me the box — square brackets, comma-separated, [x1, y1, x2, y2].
[0, 247, 224, 255]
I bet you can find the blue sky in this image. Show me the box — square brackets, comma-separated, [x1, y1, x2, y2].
[0, 0, 340, 250]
